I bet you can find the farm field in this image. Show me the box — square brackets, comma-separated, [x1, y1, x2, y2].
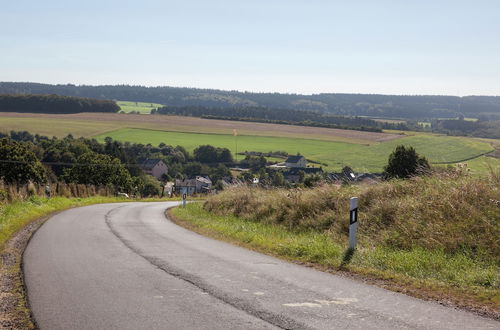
[0, 112, 497, 173]
[93, 128, 495, 173]
[117, 101, 163, 114]
[0, 112, 400, 144]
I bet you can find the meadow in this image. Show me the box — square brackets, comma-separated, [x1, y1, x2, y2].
[117, 100, 163, 114]
[94, 128, 495, 173]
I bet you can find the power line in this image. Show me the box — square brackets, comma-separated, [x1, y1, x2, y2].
[0, 159, 141, 168]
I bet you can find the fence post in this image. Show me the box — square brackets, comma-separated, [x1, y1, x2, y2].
[349, 197, 358, 250]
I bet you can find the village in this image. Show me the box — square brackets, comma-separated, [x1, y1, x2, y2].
[139, 153, 381, 197]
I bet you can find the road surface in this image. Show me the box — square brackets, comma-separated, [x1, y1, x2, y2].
[24, 202, 498, 329]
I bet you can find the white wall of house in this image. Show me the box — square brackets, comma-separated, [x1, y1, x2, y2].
[285, 158, 307, 168]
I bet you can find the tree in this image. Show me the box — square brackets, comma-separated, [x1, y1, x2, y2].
[63, 152, 132, 190]
[194, 145, 218, 163]
[384, 145, 430, 179]
[194, 145, 233, 164]
[135, 175, 162, 197]
[270, 171, 285, 186]
[183, 162, 209, 178]
[0, 138, 46, 184]
[209, 164, 231, 182]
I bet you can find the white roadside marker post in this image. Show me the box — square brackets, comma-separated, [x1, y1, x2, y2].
[182, 193, 187, 208]
[349, 197, 358, 250]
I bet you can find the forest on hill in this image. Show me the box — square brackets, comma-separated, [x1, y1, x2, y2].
[0, 94, 119, 114]
[1, 82, 499, 120]
[153, 105, 409, 132]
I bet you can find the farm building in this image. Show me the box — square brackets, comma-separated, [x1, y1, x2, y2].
[284, 167, 322, 183]
[175, 176, 213, 195]
[138, 159, 168, 180]
[284, 155, 307, 168]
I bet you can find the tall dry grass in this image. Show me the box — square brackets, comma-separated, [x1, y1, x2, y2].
[205, 170, 500, 262]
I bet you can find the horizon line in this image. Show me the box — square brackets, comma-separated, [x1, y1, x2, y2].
[1, 81, 499, 98]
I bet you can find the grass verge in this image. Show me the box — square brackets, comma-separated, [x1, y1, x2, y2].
[0, 195, 137, 329]
[170, 201, 499, 319]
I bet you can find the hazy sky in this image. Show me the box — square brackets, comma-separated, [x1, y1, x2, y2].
[1, 0, 499, 95]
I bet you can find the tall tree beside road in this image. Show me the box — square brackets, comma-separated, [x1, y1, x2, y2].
[0, 138, 46, 184]
[63, 153, 132, 190]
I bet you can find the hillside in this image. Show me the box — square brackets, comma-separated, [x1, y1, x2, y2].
[1, 82, 499, 120]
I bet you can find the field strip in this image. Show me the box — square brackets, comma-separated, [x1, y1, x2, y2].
[94, 128, 495, 173]
[0, 112, 402, 144]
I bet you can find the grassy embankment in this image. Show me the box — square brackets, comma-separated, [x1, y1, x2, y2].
[171, 171, 500, 316]
[96, 128, 497, 174]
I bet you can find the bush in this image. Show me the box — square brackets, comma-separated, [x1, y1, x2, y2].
[384, 145, 430, 179]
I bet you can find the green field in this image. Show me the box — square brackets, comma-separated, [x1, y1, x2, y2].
[117, 101, 163, 114]
[94, 128, 495, 173]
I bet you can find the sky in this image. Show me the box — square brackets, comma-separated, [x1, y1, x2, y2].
[1, 0, 499, 96]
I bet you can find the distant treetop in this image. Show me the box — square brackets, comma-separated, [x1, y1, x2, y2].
[0, 94, 119, 114]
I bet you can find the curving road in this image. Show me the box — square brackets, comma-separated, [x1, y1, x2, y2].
[24, 202, 497, 329]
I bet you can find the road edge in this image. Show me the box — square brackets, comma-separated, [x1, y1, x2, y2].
[166, 206, 500, 321]
[1, 199, 132, 329]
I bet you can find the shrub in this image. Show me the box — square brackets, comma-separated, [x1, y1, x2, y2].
[384, 145, 430, 179]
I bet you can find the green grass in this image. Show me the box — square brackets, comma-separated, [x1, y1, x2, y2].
[458, 156, 500, 175]
[94, 128, 495, 173]
[117, 100, 163, 114]
[172, 199, 499, 311]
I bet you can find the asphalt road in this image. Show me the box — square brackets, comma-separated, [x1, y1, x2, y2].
[24, 202, 498, 329]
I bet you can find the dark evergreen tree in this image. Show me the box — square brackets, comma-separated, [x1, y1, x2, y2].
[384, 145, 430, 179]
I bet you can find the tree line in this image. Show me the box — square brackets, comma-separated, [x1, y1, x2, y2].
[0, 94, 120, 114]
[152, 105, 409, 132]
[1, 82, 499, 120]
[0, 131, 236, 196]
[426, 118, 500, 139]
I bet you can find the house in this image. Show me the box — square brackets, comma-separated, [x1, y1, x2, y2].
[174, 179, 197, 196]
[175, 176, 213, 195]
[139, 159, 168, 180]
[285, 155, 307, 168]
[163, 182, 175, 197]
[327, 172, 382, 184]
[195, 176, 212, 193]
[283, 167, 322, 183]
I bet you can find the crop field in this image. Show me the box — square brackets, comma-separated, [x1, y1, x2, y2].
[0, 113, 401, 144]
[117, 101, 163, 114]
[94, 128, 495, 173]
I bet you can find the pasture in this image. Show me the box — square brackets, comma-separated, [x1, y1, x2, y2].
[94, 128, 495, 173]
[117, 101, 163, 114]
